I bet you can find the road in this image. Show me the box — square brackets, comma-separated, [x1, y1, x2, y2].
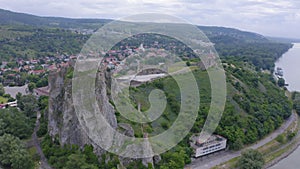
[185, 112, 297, 169]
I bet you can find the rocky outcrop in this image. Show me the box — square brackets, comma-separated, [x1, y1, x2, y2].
[47, 66, 160, 167]
[48, 67, 117, 155]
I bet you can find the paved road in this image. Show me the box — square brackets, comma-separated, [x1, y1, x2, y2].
[185, 112, 297, 169]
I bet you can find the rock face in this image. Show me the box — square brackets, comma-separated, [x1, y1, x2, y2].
[48, 67, 117, 154]
[47, 66, 158, 166]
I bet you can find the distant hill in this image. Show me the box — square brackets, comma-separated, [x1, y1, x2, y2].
[199, 26, 269, 43]
[267, 36, 300, 43]
[0, 8, 110, 29]
[1, 8, 268, 42]
[0, 8, 293, 71]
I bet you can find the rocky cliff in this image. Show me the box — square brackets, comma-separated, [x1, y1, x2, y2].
[48, 66, 117, 155]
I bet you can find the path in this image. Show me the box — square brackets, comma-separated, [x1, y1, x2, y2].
[31, 111, 52, 169]
[185, 112, 297, 169]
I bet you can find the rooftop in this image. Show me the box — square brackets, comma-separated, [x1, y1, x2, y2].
[190, 134, 226, 148]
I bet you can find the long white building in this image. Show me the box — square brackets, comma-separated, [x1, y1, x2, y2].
[191, 134, 227, 158]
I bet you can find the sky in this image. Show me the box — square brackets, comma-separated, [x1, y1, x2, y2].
[0, 0, 299, 39]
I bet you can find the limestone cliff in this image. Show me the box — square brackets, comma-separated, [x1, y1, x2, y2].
[48, 66, 117, 154]
[47, 66, 159, 167]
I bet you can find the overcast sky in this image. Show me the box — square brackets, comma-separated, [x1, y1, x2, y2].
[0, 0, 299, 39]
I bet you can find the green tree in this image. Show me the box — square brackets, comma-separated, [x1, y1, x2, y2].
[0, 119, 5, 136]
[0, 134, 34, 169]
[11, 148, 34, 169]
[159, 150, 186, 169]
[28, 82, 36, 93]
[18, 95, 38, 118]
[16, 92, 22, 101]
[38, 96, 49, 110]
[0, 108, 33, 139]
[278, 78, 285, 87]
[83, 145, 99, 165]
[63, 154, 98, 169]
[0, 84, 4, 96]
[237, 149, 264, 169]
[186, 61, 191, 67]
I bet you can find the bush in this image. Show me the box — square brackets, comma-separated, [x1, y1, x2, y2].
[237, 149, 264, 169]
[275, 134, 285, 143]
[161, 121, 169, 130]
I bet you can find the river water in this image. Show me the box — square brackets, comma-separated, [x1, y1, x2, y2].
[274, 43, 300, 91]
[270, 43, 300, 169]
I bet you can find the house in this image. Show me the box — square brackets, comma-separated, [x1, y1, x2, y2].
[0, 104, 6, 109]
[48, 64, 57, 71]
[7, 100, 17, 107]
[0, 101, 18, 109]
[191, 134, 227, 158]
[29, 70, 45, 75]
[30, 60, 38, 64]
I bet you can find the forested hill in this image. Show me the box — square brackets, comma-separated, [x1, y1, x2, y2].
[0, 8, 293, 71]
[199, 26, 268, 43]
[199, 26, 292, 70]
[0, 8, 109, 29]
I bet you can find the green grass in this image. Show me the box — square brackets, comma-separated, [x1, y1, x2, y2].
[0, 96, 8, 104]
[212, 157, 239, 169]
[167, 61, 186, 73]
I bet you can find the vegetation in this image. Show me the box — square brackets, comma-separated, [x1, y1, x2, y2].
[278, 78, 285, 87]
[37, 96, 49, 137]
[41, 135, 99, 169]
[124, 61, 291, 152]
[0, 26, 90, 61]
[0, 84, 4, 96]
[42, 134, 152, 169]
[292, 92, 300, 114]
[17, 94, 38, 118]
[0, 134, 34, 169]
[0, 9, 295, 169]
[237, 149, 264, 169]
[0, 93, 37, 168]
[0, 8, 108, 29]
[208, 34, 292, 71]
[0, 108, 34, 139]
[217, 61, 292, 147]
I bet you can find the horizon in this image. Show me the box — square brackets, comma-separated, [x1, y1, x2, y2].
[0, 7, 297, 40]
[0, 0, 299, 39]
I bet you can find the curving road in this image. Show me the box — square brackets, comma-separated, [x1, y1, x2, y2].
[185, 112, 297, 169]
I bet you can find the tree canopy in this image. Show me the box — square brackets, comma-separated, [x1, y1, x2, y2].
[237, 149, 264, 169]
[0, 134, 34, 169]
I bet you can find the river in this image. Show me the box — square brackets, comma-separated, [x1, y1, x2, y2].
[270, 43, 300, 169]
[274, 43, 300, 91]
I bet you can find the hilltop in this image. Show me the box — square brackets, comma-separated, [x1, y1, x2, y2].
[0, 8, 292, 71]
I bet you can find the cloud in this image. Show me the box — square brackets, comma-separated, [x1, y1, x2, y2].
[0, 0, 299, 38]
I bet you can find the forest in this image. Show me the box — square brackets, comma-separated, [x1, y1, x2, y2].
[0, 26, 89, 61]
[0, 10, 295, 169]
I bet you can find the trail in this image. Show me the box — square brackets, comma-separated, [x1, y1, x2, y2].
[32, 111, 52, 169]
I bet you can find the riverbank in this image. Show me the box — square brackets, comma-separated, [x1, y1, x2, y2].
[265, 95, 300, 168]
[266, 43, 300, 168]
[185, 111, 297, 169]
[265, 135, 300, 168]
[208, 111, 298, 169]
[264, 110, 300, 168]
